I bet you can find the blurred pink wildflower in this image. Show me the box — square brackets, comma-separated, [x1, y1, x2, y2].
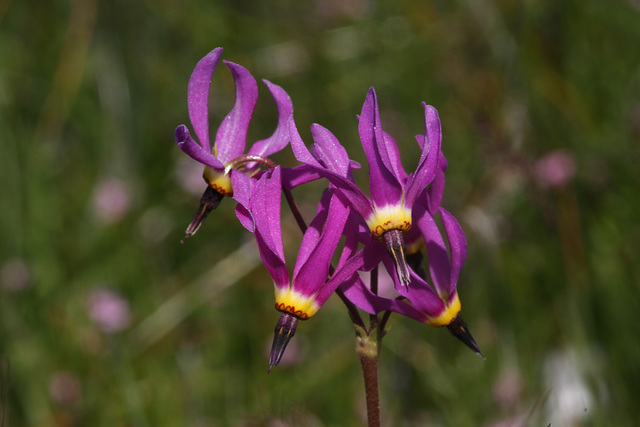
[92, 177, 132, 224]
[86, 288, 132, 333]
[534, 150, 576, 188]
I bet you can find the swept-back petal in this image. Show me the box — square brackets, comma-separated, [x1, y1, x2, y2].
[288, 115, 322, 168]
[250, 167, 289, 288]
[384, 131, 408, 183]
[281, 165, 321, 190]
[341, 276, 425, 321]
[187, 48, 223, 153]
[174, 125, 224, 170]
[288, 116, 374, 221]
[440, 208, 467, 295]
[404, 104, 442, 207]
[292, 190, 332, 275]
[231, 170, 255, 232]
[394, 267, 446, 319]
[359, 88, 403, 207]
[413, 202, 451, 298]
[310, 124, 351, 178]
[293, 192, 350, 296]
[426, 152, 447, 214]
[248, 80, 293, 158]
[214, 61, 259, 164]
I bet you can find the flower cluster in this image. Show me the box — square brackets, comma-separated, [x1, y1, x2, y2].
[174, 48, 482, 370]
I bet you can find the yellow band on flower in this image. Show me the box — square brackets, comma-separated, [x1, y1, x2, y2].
[203, 166, 233, 196]
[426, 292, 461, 327]
[274, 288, 320, 320]
[366, 204, 412, 240]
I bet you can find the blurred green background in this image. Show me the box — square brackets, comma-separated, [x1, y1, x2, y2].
[2, 0, 640, 425]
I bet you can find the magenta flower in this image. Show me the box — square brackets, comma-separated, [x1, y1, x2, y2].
[289, 87, 442, 288]
[86, 288, 132, 334]
[174, 48, 293, 240]
[341, 203, 483, 356]
[233, 166, 375, 369]
[534, 149, 576, 189]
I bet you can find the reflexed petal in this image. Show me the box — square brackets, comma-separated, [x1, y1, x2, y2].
[310, 124, 351, 178]
[288, 115, 323, 168]
[281, 165, 321, 189]
[289, 116, 375, 221]
[413, 202, 451, 298]
[293, 192, 350, 296]
[214, 61, 259, 163]
[426, 152, 447, 214]
[315, 241, 385, 307]
[292, 190, 332, 276]
[231, 171, 255, 232]
[313, 247, 366, 307]
[235, 204, 253, 233]
[187, 48, 223, 153]
[440, 207, 467, 295]
[250, 167, 289, 288]
[248, 80, 293, 159]
[174, 125, 224, 170]
[359, 88, 403, 207]
[384, 131, 408, 183]
[394, 268, 446, 319]
[404, 104, 442, 207]
[337, 212, 374, 268]
[341, 276, 424, 321]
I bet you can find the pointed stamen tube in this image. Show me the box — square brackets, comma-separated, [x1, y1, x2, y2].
[181, 186, 225, 243]
[446, 316, 485, 359]
[383, 229, 411, 289]
[269, 312, 299, 372]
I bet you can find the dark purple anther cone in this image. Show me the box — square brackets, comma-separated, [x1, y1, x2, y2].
[269, 312, 299, 372]
[181, 186, 225, 243]
[447, 316, 485, 359]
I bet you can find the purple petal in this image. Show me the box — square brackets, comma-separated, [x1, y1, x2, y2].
[336, 212, 371, 267]
[214, 61, 258, 164]
[384, 131, 408, 183]
[313, 247, 367, 307]
[248, 80, 293, 158]
[310, 124, 351, 177]
[394, 267, 446, 318]
[404, 104, 442, 207]
[235, 204, 254, 233]
[440, 208, 467, 295]
[288, 115, 322, 168]
[293, 192, 350, 296]
[358, 88, 403, 207]
[292, 190, 332, 275]
[289, 116, 375, 221]
[311, 231, 387, 309]
[281, 165, 322, 189]
[426, 152, 447, 214]
[187, 48, 223, 154]
[231, 170, 255, 231]
[174, 125, 224, 170]
[341, 276, 424, 321]
[250, 167, 289, 288]
[413, 202, 451, 298]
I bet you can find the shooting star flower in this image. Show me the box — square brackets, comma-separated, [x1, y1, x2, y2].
[174, 47, 293, 241]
